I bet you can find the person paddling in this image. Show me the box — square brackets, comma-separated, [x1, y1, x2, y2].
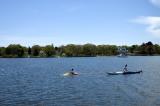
[70, 68, 75, 74]
[123, 64, 128, 72]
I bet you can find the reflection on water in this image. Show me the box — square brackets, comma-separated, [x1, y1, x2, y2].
[0, 56, 160, 106]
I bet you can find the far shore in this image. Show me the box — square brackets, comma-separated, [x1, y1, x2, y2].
[1, 41, 160, 58]
[0, 54, 160, 58]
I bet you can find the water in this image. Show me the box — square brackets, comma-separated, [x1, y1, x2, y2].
[0, 56, 160, 106]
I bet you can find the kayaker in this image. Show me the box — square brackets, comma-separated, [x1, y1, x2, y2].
[70, 68, 75, 74]
[123, 64, 128, 72]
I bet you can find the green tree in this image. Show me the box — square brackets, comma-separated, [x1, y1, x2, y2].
[138, 41, 155, 55]
[58, 45, 66, 56]
[154, 44, 160, 54]
[82, 44, 96, 56]
[5, 44, 24, 57]
[110, 45, 117, 55]
[75, 45, 83, 56]
[146, 41, 155, 55]
[64, 44, 77, 56]
[96, 45, 117, 56]
[28, 47, 32, 55]
[128, 45, 139, 53]
[44, 45, 55, 57]
[139, 43, 147, 54]
[0, 47, 5, 57]
[97, 45, 106, 56]
[31, 45, 41, 56]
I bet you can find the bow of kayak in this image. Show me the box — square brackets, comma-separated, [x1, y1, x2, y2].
[123, 70, 142, 74]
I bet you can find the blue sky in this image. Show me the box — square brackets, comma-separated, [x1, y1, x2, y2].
[0, 0, 160, 47]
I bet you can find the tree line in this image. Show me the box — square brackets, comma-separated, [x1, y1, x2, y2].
[0, 41, 160, 58]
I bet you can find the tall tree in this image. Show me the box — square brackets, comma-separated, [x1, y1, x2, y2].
[146, 41, 155, 55]
[5, 44, 24, 57]
[28, 47, 32, 55]
[31, 45, 41, 56]
[154, 44, 160, 54]
[82, 44, 96, 56]
[44, 45, 55, 57]
[0, 47, 5, 56]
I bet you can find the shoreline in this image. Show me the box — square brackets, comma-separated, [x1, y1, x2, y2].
[0, 55, 160, 58]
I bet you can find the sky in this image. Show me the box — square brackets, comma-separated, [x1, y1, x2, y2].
[0, 0, 160, 47]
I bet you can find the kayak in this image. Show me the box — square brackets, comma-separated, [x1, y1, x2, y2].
[63, 72, 79, 76]
[107, 70, 142, 75]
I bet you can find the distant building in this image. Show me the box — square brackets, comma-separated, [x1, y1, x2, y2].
[117, 47, 128, 57]
[39, 50, 46, 57]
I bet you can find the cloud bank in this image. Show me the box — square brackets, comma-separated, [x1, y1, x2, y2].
[133, 16, 160, 37]
[150, 0, 160, 7]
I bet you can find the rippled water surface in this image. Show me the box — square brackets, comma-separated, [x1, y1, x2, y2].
[0, 56, 160, 106]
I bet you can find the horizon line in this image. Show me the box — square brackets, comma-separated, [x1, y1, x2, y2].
[0, 41, 157, 47]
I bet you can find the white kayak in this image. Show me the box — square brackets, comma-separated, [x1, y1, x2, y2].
[63, 72, 79, 76]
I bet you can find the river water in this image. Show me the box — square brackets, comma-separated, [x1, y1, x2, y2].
[0, 56, 160, 106]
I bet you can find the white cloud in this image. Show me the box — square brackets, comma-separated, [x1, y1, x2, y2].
[150, 0, 160, 7]
[133, 16, 160, 37]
